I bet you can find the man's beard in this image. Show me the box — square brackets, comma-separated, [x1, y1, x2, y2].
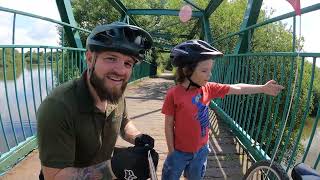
[90, 71, 127, 104]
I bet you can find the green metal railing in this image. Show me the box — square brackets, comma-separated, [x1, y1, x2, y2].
[210, 53, 320, 172]
[207, 3, 320, 173]
[0, 6, 155, 175]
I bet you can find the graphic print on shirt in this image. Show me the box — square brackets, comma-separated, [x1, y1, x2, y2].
[192, 93, 210, 137]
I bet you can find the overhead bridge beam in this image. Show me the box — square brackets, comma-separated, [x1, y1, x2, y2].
[204, 0, 223, 17]
[151, 33, 189, 39]
[153, 43, 174, 50]
[127, 9, 203, 17]
[107, 0, 139, 25]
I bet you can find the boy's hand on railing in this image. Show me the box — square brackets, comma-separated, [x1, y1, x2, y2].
[262, 80, 285, 96]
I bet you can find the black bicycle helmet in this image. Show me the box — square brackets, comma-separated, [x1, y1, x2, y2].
[170, 39, 223, 67]
[86, 22, 153, 61]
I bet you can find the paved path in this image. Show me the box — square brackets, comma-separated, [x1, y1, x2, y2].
[1, 75, 250, 179]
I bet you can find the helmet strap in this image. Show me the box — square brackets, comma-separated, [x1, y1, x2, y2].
[88, 53, 97, 76]
[186, 76, 201, 91]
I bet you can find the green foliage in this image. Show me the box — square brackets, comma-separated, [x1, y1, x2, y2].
[58, 59, 81, 84]
[0, 48, 22, 67]
[71, 0, 121, 47]
[303, 61, 320, 116]
[209, 0, 247, 52]
[57, 50, 85, 84]
[210, 0, 303, 54]
[0, 48, 23, 80]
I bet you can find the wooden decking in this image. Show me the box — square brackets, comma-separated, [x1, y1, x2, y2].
[1, 74, 251, 180]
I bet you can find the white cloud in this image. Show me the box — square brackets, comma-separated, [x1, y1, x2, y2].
[14, 18, 60, 45]
[0, 0, 60, 20]
[0, 12, 14, 44]
[262, 0, 320, 53]
[0, 0, 61, 46]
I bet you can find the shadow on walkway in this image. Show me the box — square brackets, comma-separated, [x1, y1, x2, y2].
[205, 111, 251, 179]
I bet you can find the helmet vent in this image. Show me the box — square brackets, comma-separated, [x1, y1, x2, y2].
[93, 32, 112, 44]
[106, 30, 116, 37]
[86, 22, 153, 61]
[198, 40, 207, 46]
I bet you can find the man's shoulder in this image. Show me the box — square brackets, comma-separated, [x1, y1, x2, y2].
[43, 79, 80, 109]
[50, 79, 78, 98]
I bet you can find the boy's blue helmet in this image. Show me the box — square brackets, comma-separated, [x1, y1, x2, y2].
[170, 40, 223, 67]
[86, 22, 153, 61]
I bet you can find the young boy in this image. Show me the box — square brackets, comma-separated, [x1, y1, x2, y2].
[161, 40, 284, 180]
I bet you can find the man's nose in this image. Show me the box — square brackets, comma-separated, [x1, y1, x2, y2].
[113, 61, 127, 75]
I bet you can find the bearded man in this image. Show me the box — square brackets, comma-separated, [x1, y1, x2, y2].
[37, 22, 155, 180]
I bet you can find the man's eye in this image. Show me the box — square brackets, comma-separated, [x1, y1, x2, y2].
[125, 62, 133, 68]
[105, 57, 117, 62]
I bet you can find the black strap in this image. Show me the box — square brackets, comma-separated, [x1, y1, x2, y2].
[186, 77, 201, 91]
[39, 169, 44, 180]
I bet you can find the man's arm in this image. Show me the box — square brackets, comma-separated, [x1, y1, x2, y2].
[121, 120, 141, 144]
[42, 160, 114, 180]
[227, 80, 284, 96]
[120, 98, 142, 144]
[164, 115, 174, 154]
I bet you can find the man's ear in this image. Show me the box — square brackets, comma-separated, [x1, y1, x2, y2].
[86, 51, 94, 68]
[86, 51, 92, 63]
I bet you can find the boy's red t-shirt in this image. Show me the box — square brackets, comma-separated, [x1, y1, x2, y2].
[162, 82, 230, 153]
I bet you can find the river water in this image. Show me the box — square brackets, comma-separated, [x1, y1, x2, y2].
[0, 65, 55, 153]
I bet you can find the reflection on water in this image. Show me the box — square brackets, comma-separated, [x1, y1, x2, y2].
[300, 118, 320, 171]
[0, 65, 56, 153]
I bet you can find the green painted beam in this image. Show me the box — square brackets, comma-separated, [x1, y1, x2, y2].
[150, 22, 180, 33]
[151, 33, 189, 39]
[0, 136, 38, 175]
[201, 16, 213, 43]
[234, 0, 263, 54]
[204, 0, 223, 17]
[120, 14, 126, 22]
[56, 0, 83, 48]
[107, 0, 126, 14]
[209, 101, 270, 162]
[127, 9, 203, 17]
[107, 0, 139, 26]
[153, 43, 174, 50]
[188, 20, 201, 39]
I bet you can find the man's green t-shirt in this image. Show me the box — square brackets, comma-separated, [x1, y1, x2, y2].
[37, 73, 129, 168]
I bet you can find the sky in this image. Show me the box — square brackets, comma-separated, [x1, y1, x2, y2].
[262, 0, 320, 53]
[0, 0, 319, 54]
[0, 0, 61, 46]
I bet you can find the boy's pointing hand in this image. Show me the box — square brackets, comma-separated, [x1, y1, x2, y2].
[262, 80, 285, 96]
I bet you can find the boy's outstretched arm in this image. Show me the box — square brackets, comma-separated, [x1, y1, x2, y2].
[227, 80, 284, 96]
